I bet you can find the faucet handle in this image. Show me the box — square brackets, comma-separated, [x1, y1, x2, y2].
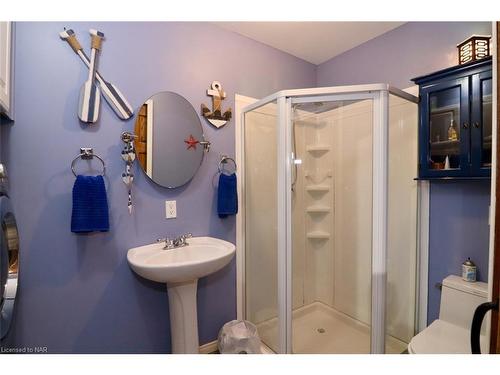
[157, 237, 175, 249]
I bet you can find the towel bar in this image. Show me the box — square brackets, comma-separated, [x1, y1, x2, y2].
[71, 148, 106, 177]
[218, 155, 236, 175]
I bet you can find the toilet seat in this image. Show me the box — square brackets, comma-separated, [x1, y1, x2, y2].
[408, 320, 486, 354]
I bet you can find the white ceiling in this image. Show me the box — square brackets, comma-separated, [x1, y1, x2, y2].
[214, 22, 405, 65]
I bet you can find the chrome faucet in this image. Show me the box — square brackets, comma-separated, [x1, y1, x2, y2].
[157, 233, 192, 250]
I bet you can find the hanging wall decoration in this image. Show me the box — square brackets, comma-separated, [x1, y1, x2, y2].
[121, 132, 137, 215]
[184, 134, 200, 150]
[201, 81, 232, 129]
[60, 28, 134, 121]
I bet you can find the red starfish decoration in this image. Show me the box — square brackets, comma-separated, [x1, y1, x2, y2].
[184, 134, 199, 150]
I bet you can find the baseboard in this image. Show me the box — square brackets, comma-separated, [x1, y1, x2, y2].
[199, 340, 218, 354]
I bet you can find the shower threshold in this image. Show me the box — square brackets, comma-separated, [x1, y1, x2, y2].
[256, 302, 408, 354]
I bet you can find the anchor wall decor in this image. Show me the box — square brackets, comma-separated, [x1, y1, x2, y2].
[201, 81, 232, 129]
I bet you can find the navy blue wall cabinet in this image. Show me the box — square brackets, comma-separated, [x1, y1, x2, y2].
[412, 57, 492, 179]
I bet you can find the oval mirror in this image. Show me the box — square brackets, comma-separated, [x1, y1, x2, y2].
[134, 92, 207, 188]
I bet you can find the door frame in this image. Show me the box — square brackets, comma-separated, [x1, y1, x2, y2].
[488, 21, 500, 354]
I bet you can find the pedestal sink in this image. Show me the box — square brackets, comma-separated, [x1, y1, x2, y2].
[127, 236, 235, 354]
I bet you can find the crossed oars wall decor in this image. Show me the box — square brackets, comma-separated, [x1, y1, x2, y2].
[60, 28, 134, 123]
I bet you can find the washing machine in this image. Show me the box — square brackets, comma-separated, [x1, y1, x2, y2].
[0, 163, 19, 339]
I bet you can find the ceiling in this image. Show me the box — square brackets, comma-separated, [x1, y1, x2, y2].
[214, 22, 405, 65]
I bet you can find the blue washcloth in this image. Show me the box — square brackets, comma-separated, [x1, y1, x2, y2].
[71, 175, 110, 233]
[217, 173, 238, 218]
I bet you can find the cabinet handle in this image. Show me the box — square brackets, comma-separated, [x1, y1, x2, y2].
[474, 122, 480, 128]
[463, 122, 469, 129]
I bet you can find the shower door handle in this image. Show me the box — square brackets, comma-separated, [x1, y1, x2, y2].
[470, 299, 498, 354]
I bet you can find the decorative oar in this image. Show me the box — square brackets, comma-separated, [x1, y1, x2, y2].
[59, 29, 134, 120]
[78, 29, 104, 123]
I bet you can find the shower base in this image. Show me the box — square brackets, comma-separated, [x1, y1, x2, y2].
[256, 302, 407, 354]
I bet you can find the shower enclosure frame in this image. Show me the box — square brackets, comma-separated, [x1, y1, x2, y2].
[236, 84, 419, 354]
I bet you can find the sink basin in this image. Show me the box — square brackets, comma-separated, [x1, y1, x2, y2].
[127, 236, 235, 283]
[127, 236, 235, 354]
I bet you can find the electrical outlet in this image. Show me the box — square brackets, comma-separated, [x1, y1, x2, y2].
[165, 200, 177, 219]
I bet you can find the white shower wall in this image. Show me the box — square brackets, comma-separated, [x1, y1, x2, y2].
[292, 96, 417, 343]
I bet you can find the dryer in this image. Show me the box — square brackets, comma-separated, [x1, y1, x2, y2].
[0, 163, 19, 340]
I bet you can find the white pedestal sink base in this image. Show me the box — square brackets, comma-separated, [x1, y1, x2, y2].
[167, 280, 199, 354]
[127, 237, 235, 354]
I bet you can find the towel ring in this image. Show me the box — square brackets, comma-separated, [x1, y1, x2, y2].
[218, 155, 237, 175]
[71, 148, 106, 177]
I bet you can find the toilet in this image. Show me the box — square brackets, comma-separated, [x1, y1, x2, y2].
[408, 275, 488, 354]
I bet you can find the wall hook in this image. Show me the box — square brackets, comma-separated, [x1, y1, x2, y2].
[201, 81, 232, 129]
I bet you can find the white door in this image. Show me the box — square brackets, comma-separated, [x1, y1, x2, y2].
[0, 21, 12, 117]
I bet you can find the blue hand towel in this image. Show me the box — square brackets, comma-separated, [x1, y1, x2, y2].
[217, 173, 238, 218]
[71, 175, 110, 233]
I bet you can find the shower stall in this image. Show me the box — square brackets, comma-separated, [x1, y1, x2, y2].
[237, 85, 419, 354]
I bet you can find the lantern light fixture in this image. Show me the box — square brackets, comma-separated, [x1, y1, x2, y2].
[457, 35, 491, 65]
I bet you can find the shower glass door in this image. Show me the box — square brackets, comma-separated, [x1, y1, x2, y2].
[243, 100, 281, 352]
[386, 93, 418, 353]
[289, 97, 374, 353]
[241, 86, 418, 354]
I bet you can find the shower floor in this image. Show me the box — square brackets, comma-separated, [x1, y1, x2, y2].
[256, 302, 408, 354]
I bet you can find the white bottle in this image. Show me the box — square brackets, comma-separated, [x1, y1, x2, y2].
[444, 156, 450, 170]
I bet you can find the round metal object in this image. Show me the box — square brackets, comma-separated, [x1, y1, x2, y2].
[71, 150, 106, 177]
[0, 195, 20, 339]
[218, 156, 237, 175]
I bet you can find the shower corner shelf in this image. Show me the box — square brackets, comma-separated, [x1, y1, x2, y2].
[306, 145, 331, 153]
[305, 184, 330, 192]
[306, 231, 330, 240]
[306, 206, 330, 213]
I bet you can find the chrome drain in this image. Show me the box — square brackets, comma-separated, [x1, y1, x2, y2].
[317, 328, 325, 333]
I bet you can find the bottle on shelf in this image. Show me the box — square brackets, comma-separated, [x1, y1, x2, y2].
[448, 119, 458, 141]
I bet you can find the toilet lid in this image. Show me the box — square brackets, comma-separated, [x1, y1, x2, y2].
[408, 320, 486, 354]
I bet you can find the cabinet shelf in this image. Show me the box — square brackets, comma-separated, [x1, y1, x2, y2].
[306, 145, 330, 153]
[306, 206, 330, 214]
[306, 231, 330, 240]
[414, 176, 491, 181]
[305, 184, 330, 192]
[429, 139, 459, 156]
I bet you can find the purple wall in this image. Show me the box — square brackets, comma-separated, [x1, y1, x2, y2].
[428, 181, 491, 323]
[317, 22, 492, 89]
[316, 21, 492, 326]
[2, 21, 493, 353]
[1, 22, 315, 353]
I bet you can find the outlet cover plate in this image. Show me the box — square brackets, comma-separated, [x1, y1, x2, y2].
[165, 200, 177, 219]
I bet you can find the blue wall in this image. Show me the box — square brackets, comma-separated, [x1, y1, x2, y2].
[317, 22, 492, 89]
[2, 21, 493, 353]
[428, 181, 491, 323]
[316, 21, 492, 325]
[1, 22, 316, 353]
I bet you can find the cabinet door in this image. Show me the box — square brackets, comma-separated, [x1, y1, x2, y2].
[470, 70, 492, 176]
[0, 21, 12, 116]
[420, 77, 470, 178]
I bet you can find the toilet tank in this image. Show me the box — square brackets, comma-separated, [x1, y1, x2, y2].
[439, 275, 488, 331]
